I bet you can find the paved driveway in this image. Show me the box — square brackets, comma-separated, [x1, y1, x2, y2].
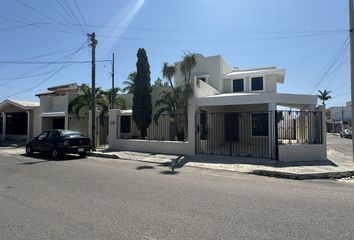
[327, 133, 353, 156]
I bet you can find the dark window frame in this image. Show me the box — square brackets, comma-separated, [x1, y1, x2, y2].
[251, 113, 269, 136]
[120, 116, 131, 134]
[251, 77, 264, 91]
[232, 79, 244, 92]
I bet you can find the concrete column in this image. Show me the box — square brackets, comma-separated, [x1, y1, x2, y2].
[26, 111, 30, 140]
[64, 115, 69, 129]
[185, 77, 197, 155]
[1, 112, 6, 141]
[319, 105, 327, 159]
[88, 110, 92, 140]
[108, 109, 120, 149]
[268, 103, 277, 160]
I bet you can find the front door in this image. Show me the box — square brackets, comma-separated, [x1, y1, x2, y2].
[225, 113, 239, 142]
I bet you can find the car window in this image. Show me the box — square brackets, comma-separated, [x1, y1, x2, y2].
[37, 131, 48, 141]
[47, 131, 59, 141]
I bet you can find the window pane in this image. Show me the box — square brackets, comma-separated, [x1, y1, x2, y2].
[233, 79, 244, 92]
[251, 77, 263, 91]
[121, 116, 131, 133]
[252, 113, 268, 136]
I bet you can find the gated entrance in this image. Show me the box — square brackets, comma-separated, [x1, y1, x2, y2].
[195, 111, 275, 159]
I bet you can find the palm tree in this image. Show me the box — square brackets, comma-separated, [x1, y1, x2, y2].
[317, 90, 332, 107]
[68, 84, 108, 117]
[104, 87, 128, 110]
[154, 87, 184, 123]
[123, 71, 136, 93]
[162, 62, 176, 90]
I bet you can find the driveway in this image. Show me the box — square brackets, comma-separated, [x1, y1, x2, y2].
[327, 133, 353, 156]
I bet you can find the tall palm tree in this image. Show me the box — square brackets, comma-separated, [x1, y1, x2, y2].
[123, 71, 136, 93]
[317, 89, 332, 107]
[162, 62, 176, 90]
[68, 84, 107, 117]
[104, 87, 128, 110]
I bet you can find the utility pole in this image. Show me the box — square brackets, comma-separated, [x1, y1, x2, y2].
[111, 53, 115, 109]
[350, 0, 354, 161]
[88, 32, 97, 151]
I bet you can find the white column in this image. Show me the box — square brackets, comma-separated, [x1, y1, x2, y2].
[64, 115, 69, 129]
[26, 111, 30, 140]
[2, 112, 6, 141]
[88, 110, 92, 140]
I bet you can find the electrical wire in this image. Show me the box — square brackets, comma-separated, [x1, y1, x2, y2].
[0, 42, 87, 99]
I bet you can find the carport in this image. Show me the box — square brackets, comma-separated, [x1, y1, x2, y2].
[0, 99, 39, 141]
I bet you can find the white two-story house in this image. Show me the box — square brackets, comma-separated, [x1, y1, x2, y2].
[109, 54, 326, 162]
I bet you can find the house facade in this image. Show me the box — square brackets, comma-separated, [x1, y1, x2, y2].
[0, 100, 40, 141]
[109, 54, 326, 162]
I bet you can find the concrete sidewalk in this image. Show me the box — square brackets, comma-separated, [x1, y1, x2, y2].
[90, 147, 354, 180]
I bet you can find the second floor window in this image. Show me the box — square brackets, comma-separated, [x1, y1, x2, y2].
[251, 77, 264, 91]
[233, 79, 244, 92]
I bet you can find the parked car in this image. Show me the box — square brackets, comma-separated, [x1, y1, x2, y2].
[340, 128, 352, 139]
[26, 129, 91, 158]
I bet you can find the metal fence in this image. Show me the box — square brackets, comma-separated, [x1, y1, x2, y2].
[195, 111, 274, 159]
[118, 113, 187, 141]
[277, 111, 323, 145]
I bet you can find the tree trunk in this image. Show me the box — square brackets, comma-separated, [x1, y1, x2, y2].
[141, 128, 147, 140]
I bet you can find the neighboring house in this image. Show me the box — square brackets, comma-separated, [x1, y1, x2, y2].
[0, 99, 40, 141]
[109, 54, 326, 162]
[329, 101, 352, 122]
[36, 83, 79, 132]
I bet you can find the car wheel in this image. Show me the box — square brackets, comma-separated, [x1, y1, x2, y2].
[25, 145, 33, 155]
[51, 148, 60, 159]
[79, 152, 87, 158]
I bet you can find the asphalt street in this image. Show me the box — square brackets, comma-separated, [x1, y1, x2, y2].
[0, 147, 354, 240]
[327, 133, 353, 156]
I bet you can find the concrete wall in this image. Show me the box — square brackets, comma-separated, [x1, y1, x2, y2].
[330, 106, 352, 122]
[175, 54, 225, 91]
[32, 106, 41, 137]
[278, 144, 327, 162]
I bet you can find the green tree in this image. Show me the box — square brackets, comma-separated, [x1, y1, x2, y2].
[180, 52, 197, 98]
[153, 77, 163, 87]
[68, 84, 107, 117]
[132, 48, 152, 139]
[317, 90, 332, 107]
[123, 71, 136, 93]
[104, 87, 128, 110]
[162, 62, 176, 90]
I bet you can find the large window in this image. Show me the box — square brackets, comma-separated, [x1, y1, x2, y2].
[120, 116, 131, 133]
[251, 77, 264, 91]
[232, 79, 244, 92]
[252, 113, 268, 136]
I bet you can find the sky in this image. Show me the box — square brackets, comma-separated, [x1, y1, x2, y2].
[0, 0, 350, 107]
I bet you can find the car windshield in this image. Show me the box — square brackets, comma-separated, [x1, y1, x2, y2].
[60, 130, 83, 137]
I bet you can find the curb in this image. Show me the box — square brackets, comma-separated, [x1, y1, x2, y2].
[88, 152, 120, 159]
[87, 151, 354, 180]
[252, 170, 354, 180]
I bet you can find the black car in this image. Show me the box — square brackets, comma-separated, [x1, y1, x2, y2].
[26, 129, 91, 158]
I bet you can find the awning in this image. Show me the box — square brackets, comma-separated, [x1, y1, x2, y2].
[41, 111, 66, 117]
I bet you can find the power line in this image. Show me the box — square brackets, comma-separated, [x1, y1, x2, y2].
[0, 60, 111, 64]
[73, 0, 89, 32]
[0, 42, 87, 99]
[310, 36, 349, 93]
[54, 0, 86, 34]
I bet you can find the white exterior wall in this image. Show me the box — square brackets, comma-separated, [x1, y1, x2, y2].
[32, 106, 41, 137]
[175, 55, 228, 92]
[278, 144, 326, 162]
[330, 106, 352, 122]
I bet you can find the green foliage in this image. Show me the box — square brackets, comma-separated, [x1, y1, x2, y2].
[123, 71, 136, 93]
[104, 87, 127, 110]
[132, 48, 152, 139]
[68, 84, 106, 117]
[154, 77, 163, 87]
[317, 89, 332, 107]
[162, 62, 176, 90]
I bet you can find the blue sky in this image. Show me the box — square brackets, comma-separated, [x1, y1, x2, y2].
[0, 0, 350, 107]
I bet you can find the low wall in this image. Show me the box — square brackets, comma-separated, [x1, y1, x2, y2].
[109, 139, 194, 155]
[278, 144, 327, 162]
